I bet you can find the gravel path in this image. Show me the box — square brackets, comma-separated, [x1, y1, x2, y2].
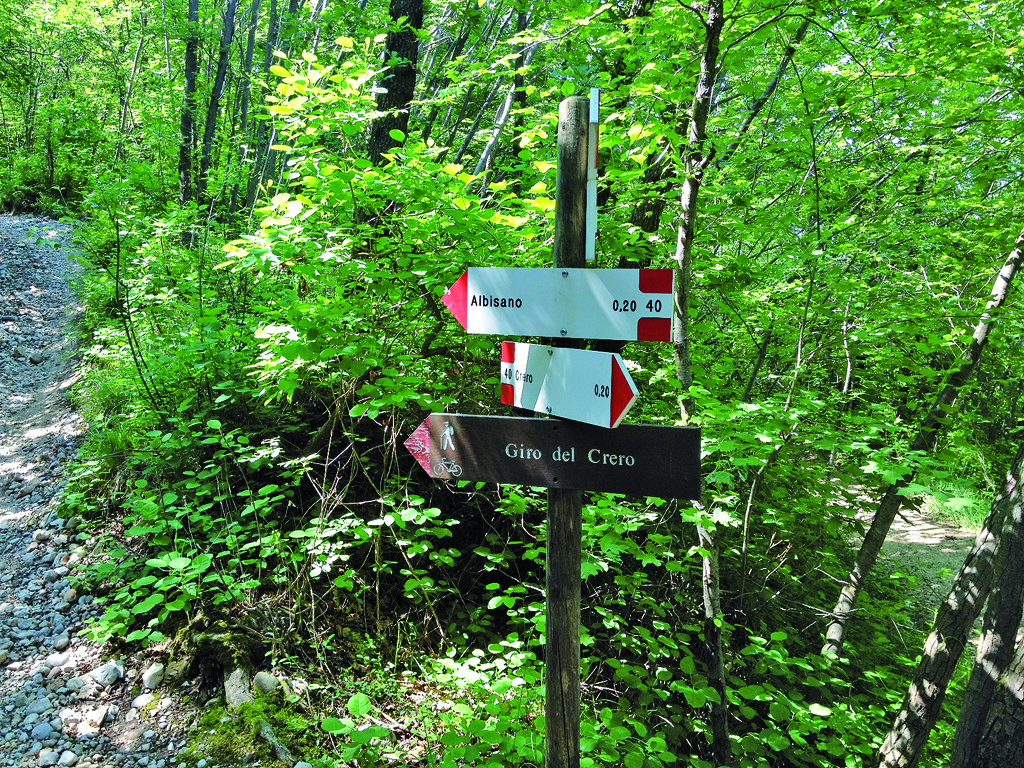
[0, 216, 205, 768]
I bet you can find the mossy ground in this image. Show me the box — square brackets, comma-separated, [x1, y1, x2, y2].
[177, 688, 327, 768]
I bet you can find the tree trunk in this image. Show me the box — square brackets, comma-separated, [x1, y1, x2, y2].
[975, 639, 1024, 766]
[824, 226, 1024, 658]
[227, 0, 262, 219]
[116, 33, 146, 161]
[366, 0, 425, 167]
[875, 441, 1024, 768]
[949, 441, 1024, 768]
[713, 11, 813, 169]
[630, 11, 811, 246]
[696, 521, 730, 767]
[178, 0, 200, 207]
[197, 0, 239, 203]
[673, 4, 728, 764]
[674, 0, 723, 420]
[472, 10, 534, 177]
[245, 0, 279, 211]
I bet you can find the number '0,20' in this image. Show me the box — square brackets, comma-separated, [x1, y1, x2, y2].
[595, 384, 610, 398]
[612, 299, 637, 312]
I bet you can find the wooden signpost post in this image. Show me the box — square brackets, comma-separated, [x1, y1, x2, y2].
[404, 94, 700, 768]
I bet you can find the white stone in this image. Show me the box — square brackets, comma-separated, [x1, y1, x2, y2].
[132, 693, 155, 709]
[89, 661, 123, 687]
[57, 751, 79, 767]
[46, 653, 69, 668]
[38, 749, 59, 767]
[76, 705, 108, 736]
[141, 663, 165, 690]
[84, 705, 109, 726]
[58, 709, 81, 730]
[223, 667, 253, 710]
[76, 719, 101, 738]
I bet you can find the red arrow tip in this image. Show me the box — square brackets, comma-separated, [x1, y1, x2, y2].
[610, 356, 639, 428]
[441, 271, 469, 330]
[404, 418, 433, 475]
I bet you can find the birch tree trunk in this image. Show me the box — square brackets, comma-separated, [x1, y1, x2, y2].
[949, 442, 1024, 768]
[674, 3, 728, 764]
[674, 0, 723, 416]
[824, 226, 1024, 658]
[875, 441, 1024, 768]
[974, 639, 1024, 766]
[472, 10, 535, 177]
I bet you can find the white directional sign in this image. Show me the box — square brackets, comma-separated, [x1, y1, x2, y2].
[441, 267, 673, 342]
[500, 342, 638, 429]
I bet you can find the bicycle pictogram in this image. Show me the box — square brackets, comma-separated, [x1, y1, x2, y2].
[433, 459, 463, 477]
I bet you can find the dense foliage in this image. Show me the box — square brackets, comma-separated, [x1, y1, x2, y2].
[3, 0, 1023, 765]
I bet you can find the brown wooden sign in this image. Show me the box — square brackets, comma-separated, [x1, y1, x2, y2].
[404, 413, 700, 499]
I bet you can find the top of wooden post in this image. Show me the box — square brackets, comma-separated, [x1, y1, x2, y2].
[554, 96, 590, 270]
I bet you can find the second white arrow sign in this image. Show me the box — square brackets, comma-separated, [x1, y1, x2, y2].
[500, 342, 639, 429]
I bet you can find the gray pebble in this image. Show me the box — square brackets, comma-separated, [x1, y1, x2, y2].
[27, 696, 53, 715]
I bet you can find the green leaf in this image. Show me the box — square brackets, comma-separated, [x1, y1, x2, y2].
[738, 684, 767, 700]
[764, 729, 791, 751]
[389, 129, 405, 142]
[347, 692, 372, 718]
[647, 736, 668, 752]
[682, 688, 706, 708]
[321, 717, 348, 734]
[132, 592, 165, 614]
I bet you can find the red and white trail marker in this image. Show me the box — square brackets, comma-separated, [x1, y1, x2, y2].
[500, 342, 637, 429]
[441, 267, 673, 342]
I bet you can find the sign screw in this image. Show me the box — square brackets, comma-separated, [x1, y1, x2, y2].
[548, 348, 553, 356]
[562, 270, 568, 277]
[546, 407, 552, 413]
[560, 329, 567, 336]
